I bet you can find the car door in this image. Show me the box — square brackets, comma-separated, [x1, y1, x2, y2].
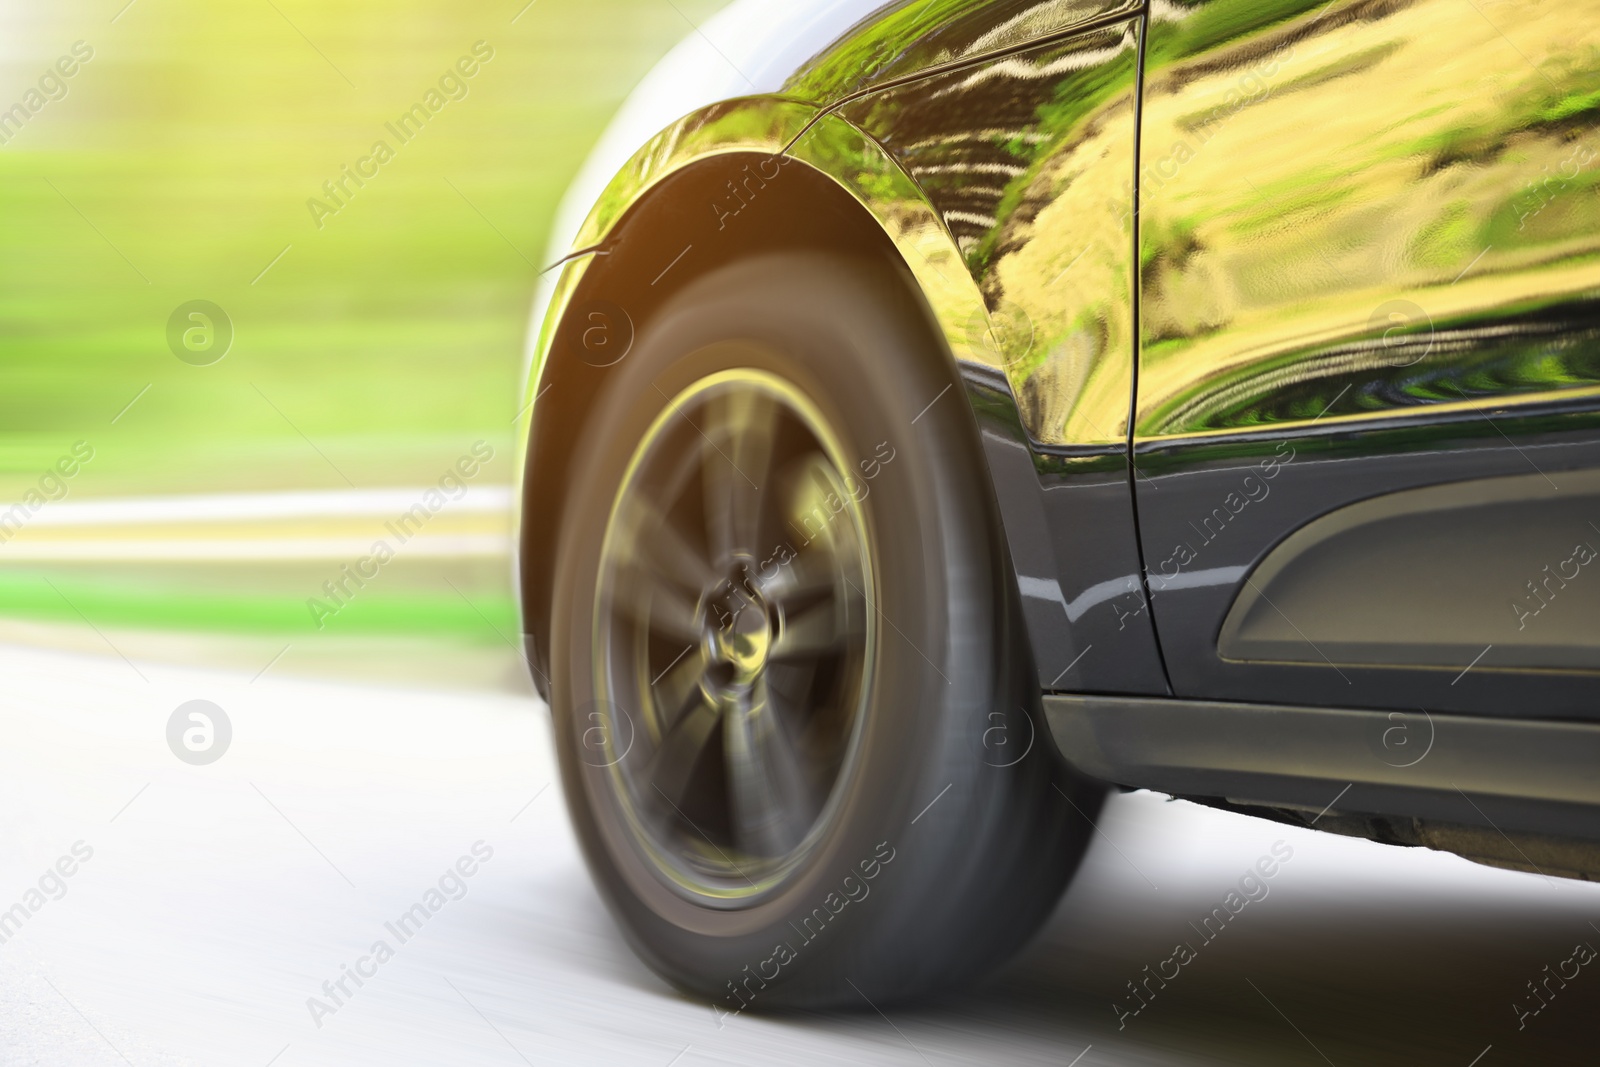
[1132, 0, 1600, 716]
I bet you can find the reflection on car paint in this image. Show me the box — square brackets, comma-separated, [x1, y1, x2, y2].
[785, 0, 1141, 105]
[839, 17, 1142, 448]
[1136, 0, 1600, 438]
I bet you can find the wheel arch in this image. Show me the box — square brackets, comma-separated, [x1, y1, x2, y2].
[516, 100, 1028, 697]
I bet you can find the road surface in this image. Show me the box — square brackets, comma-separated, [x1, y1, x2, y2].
[2, 641, 1596, 1066]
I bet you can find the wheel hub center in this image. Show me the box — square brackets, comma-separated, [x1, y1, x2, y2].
[703, 573, 774, 685]
[718, 606, 770, 678]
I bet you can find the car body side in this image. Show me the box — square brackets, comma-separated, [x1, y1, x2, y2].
[519, 0, 1600, 874]
[520, 0, 1165, 699]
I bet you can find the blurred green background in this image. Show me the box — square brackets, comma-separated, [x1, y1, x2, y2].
[0, 0, 721, 683]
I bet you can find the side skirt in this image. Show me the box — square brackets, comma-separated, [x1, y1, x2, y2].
[1044, 694, 1600, 866]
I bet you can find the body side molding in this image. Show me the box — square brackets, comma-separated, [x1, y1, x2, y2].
[1045, 694, 1600, 842]
[1218, 467, 1600, 670]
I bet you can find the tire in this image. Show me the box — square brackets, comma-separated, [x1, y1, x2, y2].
[548, 250, 1102, 1010]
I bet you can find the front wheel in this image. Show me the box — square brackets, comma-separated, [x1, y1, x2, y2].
[548, 251, 1102, 1009]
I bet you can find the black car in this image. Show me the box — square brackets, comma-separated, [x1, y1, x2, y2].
[516, 0, 1600, 1009]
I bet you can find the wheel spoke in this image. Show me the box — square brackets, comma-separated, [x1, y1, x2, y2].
[651, 642, 709, 733]
[724, 389, 780, 540]
[597, 372, 874, 894]
[771, 595, 862, 663]
[724, 679, 813, 859]
[781, 454, 851, 555]
[703, 389, 779, 561]
[617, 497, 717, 592]
[759, 545, 841, 607]
[609, 578, 700, 643]
[647, 691, 723, 810]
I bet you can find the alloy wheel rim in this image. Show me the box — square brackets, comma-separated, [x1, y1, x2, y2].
[591, 369, 876, 904]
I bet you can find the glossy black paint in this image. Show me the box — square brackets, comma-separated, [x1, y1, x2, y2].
[783, 0, 1140, 105]
[829, 13, 1166, 695]
[1135, 403, 1600, 719]
[512, 0, 1600, 884]
[533, 0, 1600, 747]
[1161, 298, 1600, 433]
[1122, 0, 1600, 724]
[964, 366, 1167, 694]
[1036, 453, 1170, 693]
[1132, 0, 1600, 441]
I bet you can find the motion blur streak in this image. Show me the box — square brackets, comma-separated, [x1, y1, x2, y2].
[2, 642, 1596, 1065]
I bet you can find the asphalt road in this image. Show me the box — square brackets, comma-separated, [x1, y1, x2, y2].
[2, 641, 1597, 1066]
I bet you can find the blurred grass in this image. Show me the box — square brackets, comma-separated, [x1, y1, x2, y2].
[0, 561, 515, 635]
[0, 0, 723, 645]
